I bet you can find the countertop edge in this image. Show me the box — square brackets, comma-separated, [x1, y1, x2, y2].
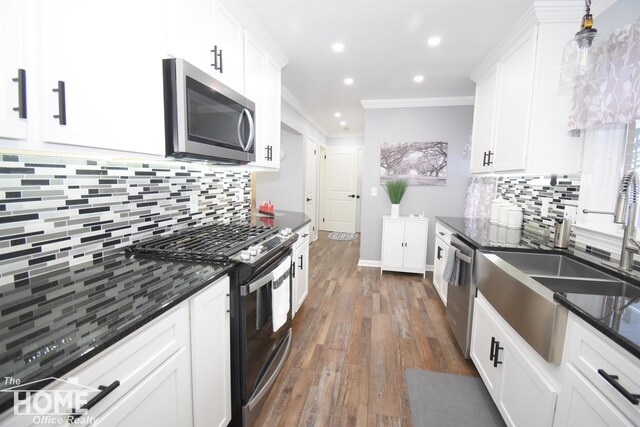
[554, 293, 640, 359]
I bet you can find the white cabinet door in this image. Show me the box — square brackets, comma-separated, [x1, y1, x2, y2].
[492, 29, 536, 172]
[381, 219, 405, 269]
[95, 347, 193, 427]
[470, 297, 503, 401]
[292, 232, 309, 315]
[470, 65, 499, 174]
[38, 0, 166, 155]
[166, 0, 211, 71]
[402, 220, 427, 271]
[433, 237, 449, 306]
[498, 332, 557, 427]
[554, 365, 634, 427]
[210, 0, 245, 95]
[244, 33, 269, 167]
[190, 277, 231, 427]
[264, 56, 281, 169]
[0, 0, 27, 140]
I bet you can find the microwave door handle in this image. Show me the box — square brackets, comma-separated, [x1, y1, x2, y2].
[237, 110, 247, 151]
[244, 109, 255, 152]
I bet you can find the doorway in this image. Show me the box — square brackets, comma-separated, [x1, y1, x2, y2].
[320, 146, 362, 233]
[305, 138, 318, 241]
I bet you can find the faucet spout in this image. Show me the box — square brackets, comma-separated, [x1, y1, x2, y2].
[617, 170, 640, 271]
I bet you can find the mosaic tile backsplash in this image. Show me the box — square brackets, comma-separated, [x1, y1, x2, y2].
[0, 153, 251, 286]
[496, 174, 581, 240]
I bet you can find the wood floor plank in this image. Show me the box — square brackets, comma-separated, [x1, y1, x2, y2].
[254, 232, 478, 427]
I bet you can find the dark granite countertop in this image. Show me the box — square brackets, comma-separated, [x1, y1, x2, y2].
[0, 252, 232, 413]
[436, 216, 640, 360]
[251, 210, 311, 232]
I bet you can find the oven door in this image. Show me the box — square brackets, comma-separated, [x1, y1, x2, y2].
[238, 249, 292, 425]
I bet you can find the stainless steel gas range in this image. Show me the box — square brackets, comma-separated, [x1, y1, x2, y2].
[128, 221, 298, 427]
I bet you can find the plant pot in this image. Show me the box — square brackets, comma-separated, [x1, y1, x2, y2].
[390, 204, 400, 218]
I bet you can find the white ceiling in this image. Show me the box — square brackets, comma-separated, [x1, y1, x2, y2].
[245, 0, 535, 135]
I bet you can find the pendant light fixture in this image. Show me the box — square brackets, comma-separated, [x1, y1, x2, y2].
[558, 0, 606, 94]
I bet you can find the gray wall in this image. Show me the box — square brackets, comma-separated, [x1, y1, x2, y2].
[360, 105, 474, 264]
[326, 136, 364, 147]
[256, 129, 306, 212]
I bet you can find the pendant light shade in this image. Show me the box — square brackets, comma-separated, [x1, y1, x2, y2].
[558, 0, 607, 94]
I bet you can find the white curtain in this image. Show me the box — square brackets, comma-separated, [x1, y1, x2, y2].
[463, 176, 497, 218]
[569, 18, 640, 130]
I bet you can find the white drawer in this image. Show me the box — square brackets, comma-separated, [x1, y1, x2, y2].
[435, 221, 452, 244]
[564, 314, 640, 423]
[295, 225, 310, 248]
[2, 304, 191, 426]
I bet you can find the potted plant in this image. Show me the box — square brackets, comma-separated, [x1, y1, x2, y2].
[385, 178, 408, 217]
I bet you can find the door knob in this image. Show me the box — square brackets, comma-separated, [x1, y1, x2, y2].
[306, 198, 312, 202]
[348, 194, 355, 198]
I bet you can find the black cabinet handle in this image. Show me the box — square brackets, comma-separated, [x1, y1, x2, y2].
[70, 380, 120, 420]
[52, 81, 66, 125]
[356, 195, 360, 199]
[490, 336, 496, 362]
[487, 150, 494, 166]
[211, 46, 223, 72]
[302, 233, 308, 238]
[438, 231, 445, 236]
[291, 261, 296, 278]
[12, 69, 27, 119]
[598, 369, 640, 405]
[491, 337, 503, 368]
[437, 246, 442, 260]
[299, 254, 303, 270]
[482, 151, 488, 167]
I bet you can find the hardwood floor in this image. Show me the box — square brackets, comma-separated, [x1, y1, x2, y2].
[254, 232, 477, 427]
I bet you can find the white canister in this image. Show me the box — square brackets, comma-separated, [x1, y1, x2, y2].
[490, 199, 504, 224]
[507, 206, 523, 228]
[498, 203, 513, 226]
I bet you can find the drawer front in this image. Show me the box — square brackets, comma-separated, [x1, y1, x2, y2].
[2, 304, 191, 426]
[565, 314, 640, 422]
[435, 222, 452, 244]
[295, 225, 310, 249]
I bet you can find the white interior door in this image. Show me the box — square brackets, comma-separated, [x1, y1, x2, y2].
[324, 147, 358, 233]
[305, 138, 318, 241]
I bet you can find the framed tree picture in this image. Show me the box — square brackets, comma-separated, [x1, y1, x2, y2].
[380, 141, 448, 185]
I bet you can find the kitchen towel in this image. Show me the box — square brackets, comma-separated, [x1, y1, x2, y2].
[443, 246, 460, 286]
[271, 256, 291, 332]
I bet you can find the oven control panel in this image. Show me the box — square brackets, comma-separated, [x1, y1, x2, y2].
[230, 232, 298, 264]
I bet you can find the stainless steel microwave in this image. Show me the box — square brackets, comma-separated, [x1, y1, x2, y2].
[162, 58, 256, 164]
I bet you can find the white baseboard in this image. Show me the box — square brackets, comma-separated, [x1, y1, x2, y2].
[358, 259, 381, 268]
[425, 264, 434, 272]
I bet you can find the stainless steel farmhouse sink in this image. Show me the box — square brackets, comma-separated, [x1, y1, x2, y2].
[474, 250, 635, 364]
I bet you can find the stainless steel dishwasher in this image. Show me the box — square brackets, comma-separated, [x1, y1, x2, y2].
[445, 235, 476, 358]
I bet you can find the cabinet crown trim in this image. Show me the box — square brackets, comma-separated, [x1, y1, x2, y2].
[361, 96, 475, 110]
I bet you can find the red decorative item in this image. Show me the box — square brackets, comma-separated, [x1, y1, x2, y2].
[258, 201, 275, 217]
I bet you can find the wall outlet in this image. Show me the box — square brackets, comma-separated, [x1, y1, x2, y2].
[190, 193, 199, 214]
[371, 187, 377, 197]
[541, 199, 549, 217]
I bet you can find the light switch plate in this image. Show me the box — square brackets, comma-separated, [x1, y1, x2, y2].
[371, 187, 377, 197]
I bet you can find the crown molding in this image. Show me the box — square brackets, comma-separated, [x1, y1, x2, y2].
[221, 0, 289, 68]
[281, 86, 329, 136]
[360, 96, 475, 110]
[470, 0, 617, 82]
[327, 132, 365, 138]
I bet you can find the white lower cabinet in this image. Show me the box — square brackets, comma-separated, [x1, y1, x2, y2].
[432, 222, 452, 306]
[471, 294, 558, 427]
[381, 216, 429, 276]
[292, 225, 310, 315]
[190, 276, 231, 427]
[554, 313, 640, 426]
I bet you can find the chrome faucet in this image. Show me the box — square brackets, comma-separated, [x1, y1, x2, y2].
[583, 170, 640, 271]
[615, 170, 640, 270]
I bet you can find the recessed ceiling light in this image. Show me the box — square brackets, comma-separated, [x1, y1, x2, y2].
[334, 112, 342, 118]
[428, 36, 442, 47]
[331, 42, 345, 53]
[344, 77, 354, 85]
[413, 75, 424, 83]
[340, 121, 346, 126]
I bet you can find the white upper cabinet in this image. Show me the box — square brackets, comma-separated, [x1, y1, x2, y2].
[37, 0, 166, 155]
[470, 6, 584, 175]
[0, 0, 27, 141]
[166, 0, 211, 72]
[210, 1, 246, 95]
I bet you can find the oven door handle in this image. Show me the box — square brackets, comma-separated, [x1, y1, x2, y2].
[455, 251, 472, 264]
[241, 271, 274, 296]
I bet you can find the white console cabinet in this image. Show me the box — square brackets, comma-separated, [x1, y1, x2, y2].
[292, 225, 310, 315]
[432, 221, 452, 306]
[381, 216, 428, 277]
